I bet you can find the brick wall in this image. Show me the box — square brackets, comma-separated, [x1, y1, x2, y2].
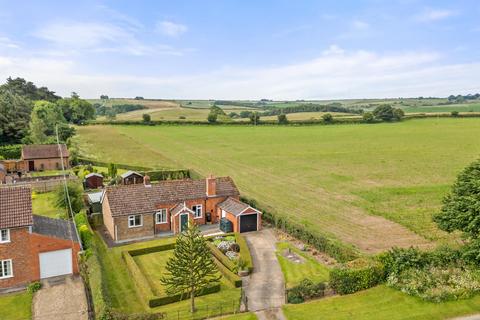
[28, 158, 69, 172]
[0, 227, 34, 288]
[102, 195, 116, 240]
[114, 214, 154, 241]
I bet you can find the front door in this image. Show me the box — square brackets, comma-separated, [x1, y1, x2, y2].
[28, 161, 35, 171]
[180, 214, 188, 232]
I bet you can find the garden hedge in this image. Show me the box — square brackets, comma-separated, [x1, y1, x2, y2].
[207, 242, 237, 272]
[330, 259, 385, 295]
[212, 258, 242, 288]
[143, 169, 190, 181]
[127, 243, 175, 256]
[0, 144, 22, 159]
[77, 157, 152, 171]
[240, 196, 359, 262]
[148, 283, 221, 308]
[122, 251, 155, 306]
[234, 233, 253, 272]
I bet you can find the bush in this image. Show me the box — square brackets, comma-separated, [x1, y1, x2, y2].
[27, 282, 42, 293]
[234, 233, 253, 272]
[387, 266, 480, 302]
[287, 279, 326, 303]
[379, 247, 428, 276]
[362, 112, 374, 123]
[0, 144, 21, 159]
[451, 110, 459, 117]
[230, 243, 240, 253]
[330, 259, 385, 295]
[142, 114, 151, 123]
[207, 112, 218, 123]
[322, 113, 333, 123]
[277, 114, 288, 124]
[143, 169, 190, 181]
[207, 242, 237, 272]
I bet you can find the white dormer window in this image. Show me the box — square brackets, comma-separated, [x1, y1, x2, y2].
[0, 229, 10, 243]
[156, 209, 167, 224]
[192, 205, 202, 218]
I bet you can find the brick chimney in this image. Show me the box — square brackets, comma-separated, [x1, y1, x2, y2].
[206, 175, 216, 197]
[144, 175, 151, 187]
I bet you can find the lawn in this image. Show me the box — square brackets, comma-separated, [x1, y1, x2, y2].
[133, 250, 172, 295]
[32, 191, 64, 218]
[283, 285, 480, 320]
[76, 118, 480, 253]
[0, 291, 32, 320]
[92, 233, 241, 317]
[276, 242, 330, 288]
[218, 312, 257, 320]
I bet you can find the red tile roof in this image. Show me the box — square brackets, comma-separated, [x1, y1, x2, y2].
[0, 186, 33, 229]
[22, 144, 69, 160]
[104, 177, 239, 217]
[218, 197, 251, 216]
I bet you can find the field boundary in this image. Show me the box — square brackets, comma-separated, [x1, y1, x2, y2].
[86, 112, 480, 127]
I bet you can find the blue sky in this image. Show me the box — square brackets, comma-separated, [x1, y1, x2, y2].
[0, 0, 479, 99]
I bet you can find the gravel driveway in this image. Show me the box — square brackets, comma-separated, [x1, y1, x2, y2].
[243, 229, 285, 315]
[33, 276, 88, 320]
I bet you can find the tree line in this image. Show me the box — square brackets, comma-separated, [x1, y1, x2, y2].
[0, 77, 95, 145]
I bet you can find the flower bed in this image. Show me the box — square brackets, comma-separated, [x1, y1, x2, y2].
[209, 233, 252, 274]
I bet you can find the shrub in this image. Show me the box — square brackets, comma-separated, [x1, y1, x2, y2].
[362, 112, 374, 123]
[330, 259, 385, 295]
[27, 282, 42, 293]
[451, 110, 459, 117]
[277, 114, 288, 124]
[234, 233, 253, 272]
[79, 225, 93, 249]
[230, 243, 240, 253]
[207, 242, 237, 272]
[379, 247, 428, 276]
[287, 279, 326, 303]
[387, 266, 480, 302]
[207, 112, 218, 123]
[322, 113, 333, 123]
[142, 114, 151, 123]
[179, 116, 186, 119]
[0, 144, 22, 159]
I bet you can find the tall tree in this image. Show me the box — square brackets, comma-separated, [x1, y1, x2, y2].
[0, 89, 33, 144]
[0, 77, 60, 102]
[29, 100, 67, 144]
[161, 224, 220, 312]
[56, 93, 95, 124]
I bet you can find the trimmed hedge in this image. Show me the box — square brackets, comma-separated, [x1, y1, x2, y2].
[207, 242, 237, 272]
[149, 283, 221, 308]
[78, 157, 152, 171]
[240, 196, 358, 262]
[128, 243, 175, 256]
[122, 251, 155, 307]
[143, 169, 190, 181]
[330, 259, 385, 295]
[234, 233, 253, 272]
[0, 144, 22, 159]
[74, 212, 93, 250]
[212, 258, 242, 288]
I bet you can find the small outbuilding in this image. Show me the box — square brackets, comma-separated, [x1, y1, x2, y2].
[86, 191, 104, 215]
[120, 171, 143, 185]
[217, 197, 262, 233]
[84, 173, 104, 189]
[21, 144, 69, 172]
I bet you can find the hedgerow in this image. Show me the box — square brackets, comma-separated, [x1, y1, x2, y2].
[330, 258, 385, 295]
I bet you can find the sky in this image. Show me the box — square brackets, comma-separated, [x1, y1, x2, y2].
[0, 0, 479, 99]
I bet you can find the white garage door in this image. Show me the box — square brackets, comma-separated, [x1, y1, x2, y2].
[39, 249, 73, 279]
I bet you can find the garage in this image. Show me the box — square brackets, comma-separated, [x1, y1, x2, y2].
[240, 213, 258, 233]
[39, 249, 73, 279]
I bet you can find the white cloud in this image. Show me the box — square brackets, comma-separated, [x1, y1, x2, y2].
[352, 20, 369, 30]
[0, 36, 19, 49]
[1, 47, 479, 100]
[416, 8, 457, 22]
[156, 21, 188, 37]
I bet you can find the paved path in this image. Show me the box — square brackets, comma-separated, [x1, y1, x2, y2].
[33, 276, 88, 320]
[243, 229, 286, 319]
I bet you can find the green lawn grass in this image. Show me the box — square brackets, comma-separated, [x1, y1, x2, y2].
[0, 291, 32, 320]
[32, 191, 64, 218]
[276, 242, 330, 288]
[402, 103, 480, 113]
[133, 250, 173, 295]
[218, 312, 257, 320]
[283, 285, 480, 320]
[76, 118, 480, 252]
[93, 233, 240, 317]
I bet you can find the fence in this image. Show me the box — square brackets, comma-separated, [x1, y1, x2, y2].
[162, 299, 242, 320]
[1, 175, 78, 192]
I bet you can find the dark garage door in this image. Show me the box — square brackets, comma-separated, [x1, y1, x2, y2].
[240, 214, 258, 233]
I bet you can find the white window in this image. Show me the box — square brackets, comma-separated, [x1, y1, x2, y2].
[128, 215, 142, 228]
[156, 209, 167, 224]
[192, 205, 202, 218]
[0, 259, 12, 279]
[0, 229, 10, 243]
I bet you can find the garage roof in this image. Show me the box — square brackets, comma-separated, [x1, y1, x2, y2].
[218, 197, 256, 217]
[32, 215, 79, 242]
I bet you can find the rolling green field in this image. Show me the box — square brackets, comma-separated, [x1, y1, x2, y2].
[283, 285, 480, 320]
[76, 118, 480, 253]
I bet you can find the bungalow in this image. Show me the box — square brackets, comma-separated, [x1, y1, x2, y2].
[0, 186, 80, 290]
[101, 175, 261, 243]
[21, 144, 69, 172]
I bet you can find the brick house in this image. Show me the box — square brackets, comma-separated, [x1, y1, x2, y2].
[0, 186, 80, 290]
[101, 176, 262, 243]
[21, 144, 70, 172]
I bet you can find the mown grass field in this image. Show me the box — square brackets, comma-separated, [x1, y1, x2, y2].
[276, 242, 330, 288]
[0, 291, 32, 320]
[76, 118, 480, 252]
[283, 285, 480, 320]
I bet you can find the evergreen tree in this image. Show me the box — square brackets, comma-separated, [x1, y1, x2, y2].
[161, 224, 220, 312]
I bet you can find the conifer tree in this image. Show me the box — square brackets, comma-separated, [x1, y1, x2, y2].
[161, 224, 220, 312]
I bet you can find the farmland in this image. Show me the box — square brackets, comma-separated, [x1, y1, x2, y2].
[76, 118, 480, 253]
